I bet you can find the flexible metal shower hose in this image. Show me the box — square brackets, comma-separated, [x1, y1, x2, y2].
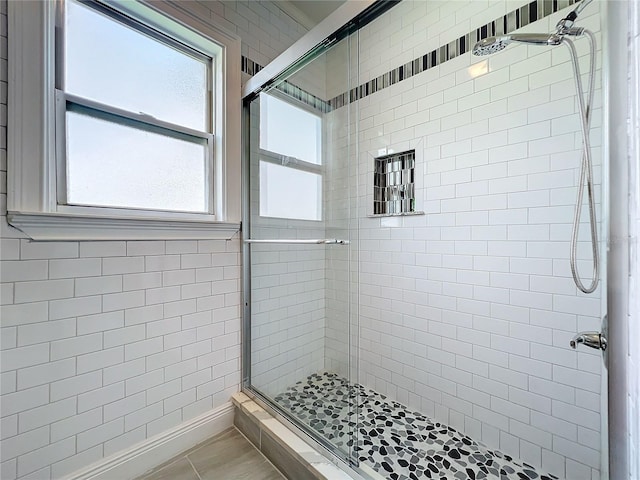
[563, 31, 599, 294]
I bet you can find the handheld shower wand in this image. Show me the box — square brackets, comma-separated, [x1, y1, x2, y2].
[471, 1, 599, 294]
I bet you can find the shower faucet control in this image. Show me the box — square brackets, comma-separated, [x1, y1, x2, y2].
[569, 331, 607, 351]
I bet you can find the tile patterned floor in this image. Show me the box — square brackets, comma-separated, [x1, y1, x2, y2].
[274, 372, 560, 480]
[139, 428, 285, 480]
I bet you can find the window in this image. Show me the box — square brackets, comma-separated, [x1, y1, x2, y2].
[61, 0, 212, 214]
[258, 92, 322, 221]
[7, 0, 241, 239]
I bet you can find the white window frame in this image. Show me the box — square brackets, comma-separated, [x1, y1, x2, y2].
[258, 90, 323, 222]
[7, 0, 241, 240]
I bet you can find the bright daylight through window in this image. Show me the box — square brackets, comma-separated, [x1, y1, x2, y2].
[62, 0, 212, 214]
[8, 0, 241, 239]
[259, 93, 322, 221]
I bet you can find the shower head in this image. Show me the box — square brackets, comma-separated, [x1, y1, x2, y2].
[472, 36, 510, 56]
[472, 33, 563, 56]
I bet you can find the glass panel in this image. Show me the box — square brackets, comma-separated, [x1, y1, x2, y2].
[246, 1, 609, 478]
[248, 32, 359, 464]
[66, 110, 207, 213]
[65, 0, 208, 131]
[259, 93, 322, 164]
[259, 161, 321, 221]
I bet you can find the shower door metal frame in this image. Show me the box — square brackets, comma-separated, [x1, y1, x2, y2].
[241, 1, 376, 99]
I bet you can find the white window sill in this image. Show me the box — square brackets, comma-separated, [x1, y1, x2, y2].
[7, 211, 240, 241]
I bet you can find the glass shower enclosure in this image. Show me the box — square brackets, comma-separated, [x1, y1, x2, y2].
[241, 1, 611, 479]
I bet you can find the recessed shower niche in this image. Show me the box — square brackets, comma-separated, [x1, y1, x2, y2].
[373, 150, 416, 215]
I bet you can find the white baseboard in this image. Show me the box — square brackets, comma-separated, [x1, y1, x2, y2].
[66, 402, 235, 480]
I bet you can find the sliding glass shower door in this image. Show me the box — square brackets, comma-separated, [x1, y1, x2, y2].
[244, 32, 361, 463]
[242, 0, 614, 478]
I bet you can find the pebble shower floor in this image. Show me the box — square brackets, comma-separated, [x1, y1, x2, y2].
[274, 372, 559, 480]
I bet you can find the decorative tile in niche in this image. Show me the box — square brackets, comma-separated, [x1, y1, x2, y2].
[373, 150, 416, 216]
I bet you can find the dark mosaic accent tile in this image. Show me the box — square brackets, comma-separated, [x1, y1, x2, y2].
[241, 56, 263, 77]
[274, 81, 331, 113]
[275, 372, 561, 480]
[529, 1, 539, 23]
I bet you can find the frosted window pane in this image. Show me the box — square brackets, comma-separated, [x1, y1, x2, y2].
[65, 0, 208, 131]
[260, 162, 321, 220]
[259, 94, 321, 165]
[66, 111, 207, 213]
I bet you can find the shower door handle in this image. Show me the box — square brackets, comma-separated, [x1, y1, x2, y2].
[244, 239, 350, 245]
[569, 331, 607, 351]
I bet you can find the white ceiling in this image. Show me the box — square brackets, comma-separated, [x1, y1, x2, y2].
[277, 0, 346, 30]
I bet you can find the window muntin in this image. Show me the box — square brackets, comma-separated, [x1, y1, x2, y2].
[58, 0, 213, 214]
[258, 92, 323, 221]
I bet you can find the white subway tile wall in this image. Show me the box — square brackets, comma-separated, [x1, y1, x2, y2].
[324, 1, 604, 479]
[0, 1, 307, 478]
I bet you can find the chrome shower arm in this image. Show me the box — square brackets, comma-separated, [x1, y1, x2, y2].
[556, 0, 593, 34]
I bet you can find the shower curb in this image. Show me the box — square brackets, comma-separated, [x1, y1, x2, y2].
[231, 392, 384, 480]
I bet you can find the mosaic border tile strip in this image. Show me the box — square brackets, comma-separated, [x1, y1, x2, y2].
[275, 372, 561, 480]
[242, 56, 264, 77]
[245, 0, 581, 112]
[327, 0, 580, 109]
[242, 56, 331, 112]
[274, 81, 332, 113]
